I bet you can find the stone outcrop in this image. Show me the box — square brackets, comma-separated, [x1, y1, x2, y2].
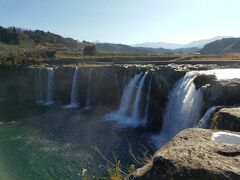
[193, 74, 216, 90]
[193, 73, 240, 118]
[203, 79, 240, 108]
[134, 128, 240, 180]
[212, 107, 240, 132]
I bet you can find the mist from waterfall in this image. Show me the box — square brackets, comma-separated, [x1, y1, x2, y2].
[64, 67, 80, 108]
[45, 67, 55, 105]
[104, 72, 148, 127]
[84, 68, 93, 109]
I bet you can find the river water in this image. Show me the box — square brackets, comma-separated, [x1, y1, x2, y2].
[0, 101, 149, 179]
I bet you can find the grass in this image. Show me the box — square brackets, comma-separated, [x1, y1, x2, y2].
[79, 144, 153, 180]
[1, 42, 240, 68]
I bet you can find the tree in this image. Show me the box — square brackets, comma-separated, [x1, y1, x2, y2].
[83, 45, 97, 56]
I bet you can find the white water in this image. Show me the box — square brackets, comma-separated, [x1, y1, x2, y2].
[198, 106, 218, 128]
[64, 67, 80, 108]
[84, 68, 93, 110]
[152, 72, 204, 146]
[212, 132, 240, 145]
[116, 73, 143, 117]
[153, 68, 240, 147]
[36, 68, 44, 104]
[144, 73, 153, 122]
[44, 67, 55, 105]
[131, 72, 148, 120]
[104, 72, 148, 127]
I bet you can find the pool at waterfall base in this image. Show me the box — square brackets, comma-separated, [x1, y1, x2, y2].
[0, 102, 150, 179]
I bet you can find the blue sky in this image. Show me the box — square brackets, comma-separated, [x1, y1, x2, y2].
[0, 0, 239, 44]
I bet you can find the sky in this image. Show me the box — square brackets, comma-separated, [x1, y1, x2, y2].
[0, 0, 240, 44]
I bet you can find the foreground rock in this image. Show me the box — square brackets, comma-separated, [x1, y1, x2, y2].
[212, 107, 240, 132]
[134, 128, 240, 180]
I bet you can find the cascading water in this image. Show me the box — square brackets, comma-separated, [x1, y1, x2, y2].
[36, 67, 44, 104]
[144, 73, 153, 122]
[104, 72, 148, 127]
[198, 106, 218, 128]
[64, 67, 80, 108]
[84, 68, 93, 109]
[131, 72, 148, 120]
[152, 68, 240, 147]
[116, 73, 143, 117]
[152, 71, 205, 147]
[45, 67, 55, 105]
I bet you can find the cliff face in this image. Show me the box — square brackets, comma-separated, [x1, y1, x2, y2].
[0, 65, 188, 130]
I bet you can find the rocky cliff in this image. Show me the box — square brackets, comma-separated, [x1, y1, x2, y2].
[133, 128, 240, 180]
[211, 107, 240, 132]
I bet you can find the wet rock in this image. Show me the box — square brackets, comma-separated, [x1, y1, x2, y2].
[212, 107, 240, 132]
[193, 74, 216, 89]
[134, 128, 240, 180]
[203, 79, 240, 108]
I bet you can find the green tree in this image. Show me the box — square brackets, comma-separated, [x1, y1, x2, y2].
[83, 45, 97, 56]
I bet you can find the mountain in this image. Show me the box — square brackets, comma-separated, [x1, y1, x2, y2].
[131, 36, 231, 49]
[0, 26, 88, 49]
[200, 37, 240, 54]
[96, 43, 200, 54]
[131, 42, 183, 49]
[96, 43, 172, 54]
[182, 36, 231, 48]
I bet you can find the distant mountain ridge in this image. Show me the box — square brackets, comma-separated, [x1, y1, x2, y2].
[132, 36, 231, 49]
[1, 26, 238, 55]
[200, 37, 240, 54]
[95, 43, 200, 54]
[131, 42, 183, 49]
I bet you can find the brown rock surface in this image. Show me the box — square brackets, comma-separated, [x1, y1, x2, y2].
[134, 128, 240, 180]
[203, 79, 240, 107]
[212, 108, 240, 132]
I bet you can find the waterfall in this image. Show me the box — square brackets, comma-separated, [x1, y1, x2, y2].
[198, 106, 218, 128]
[117, 73, 143, 117]
[44, 67, 55, 105]
[152, 71, 204, 146]
[144, 73, 153, 122]
[36, 67, 44, 104]
[152, 69, 240, 147]
[64, 67, 80, 108]
[104, 72, 148, 127]
[84, 68, 93, 110]
[131, 72, 148, 120]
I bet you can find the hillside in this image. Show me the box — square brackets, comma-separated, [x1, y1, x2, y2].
[0, 26, 88, 50]
[95, 43, 172, 54]
[132, 36, 229, 49]
[200, 38, 240, 54]
[182, 36, 230, 48]
[96, 43, 199, 54]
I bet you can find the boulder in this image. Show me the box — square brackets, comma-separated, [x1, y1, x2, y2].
[212, 108, 240, 132]
[193, 74, 216, 90]
[202, 79, 240, 110]
[134, 128, 240, 180]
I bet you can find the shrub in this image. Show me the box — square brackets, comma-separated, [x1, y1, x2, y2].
[83, 45, 97, 56]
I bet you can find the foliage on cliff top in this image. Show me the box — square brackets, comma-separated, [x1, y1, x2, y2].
[0, 26, 90, 49]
